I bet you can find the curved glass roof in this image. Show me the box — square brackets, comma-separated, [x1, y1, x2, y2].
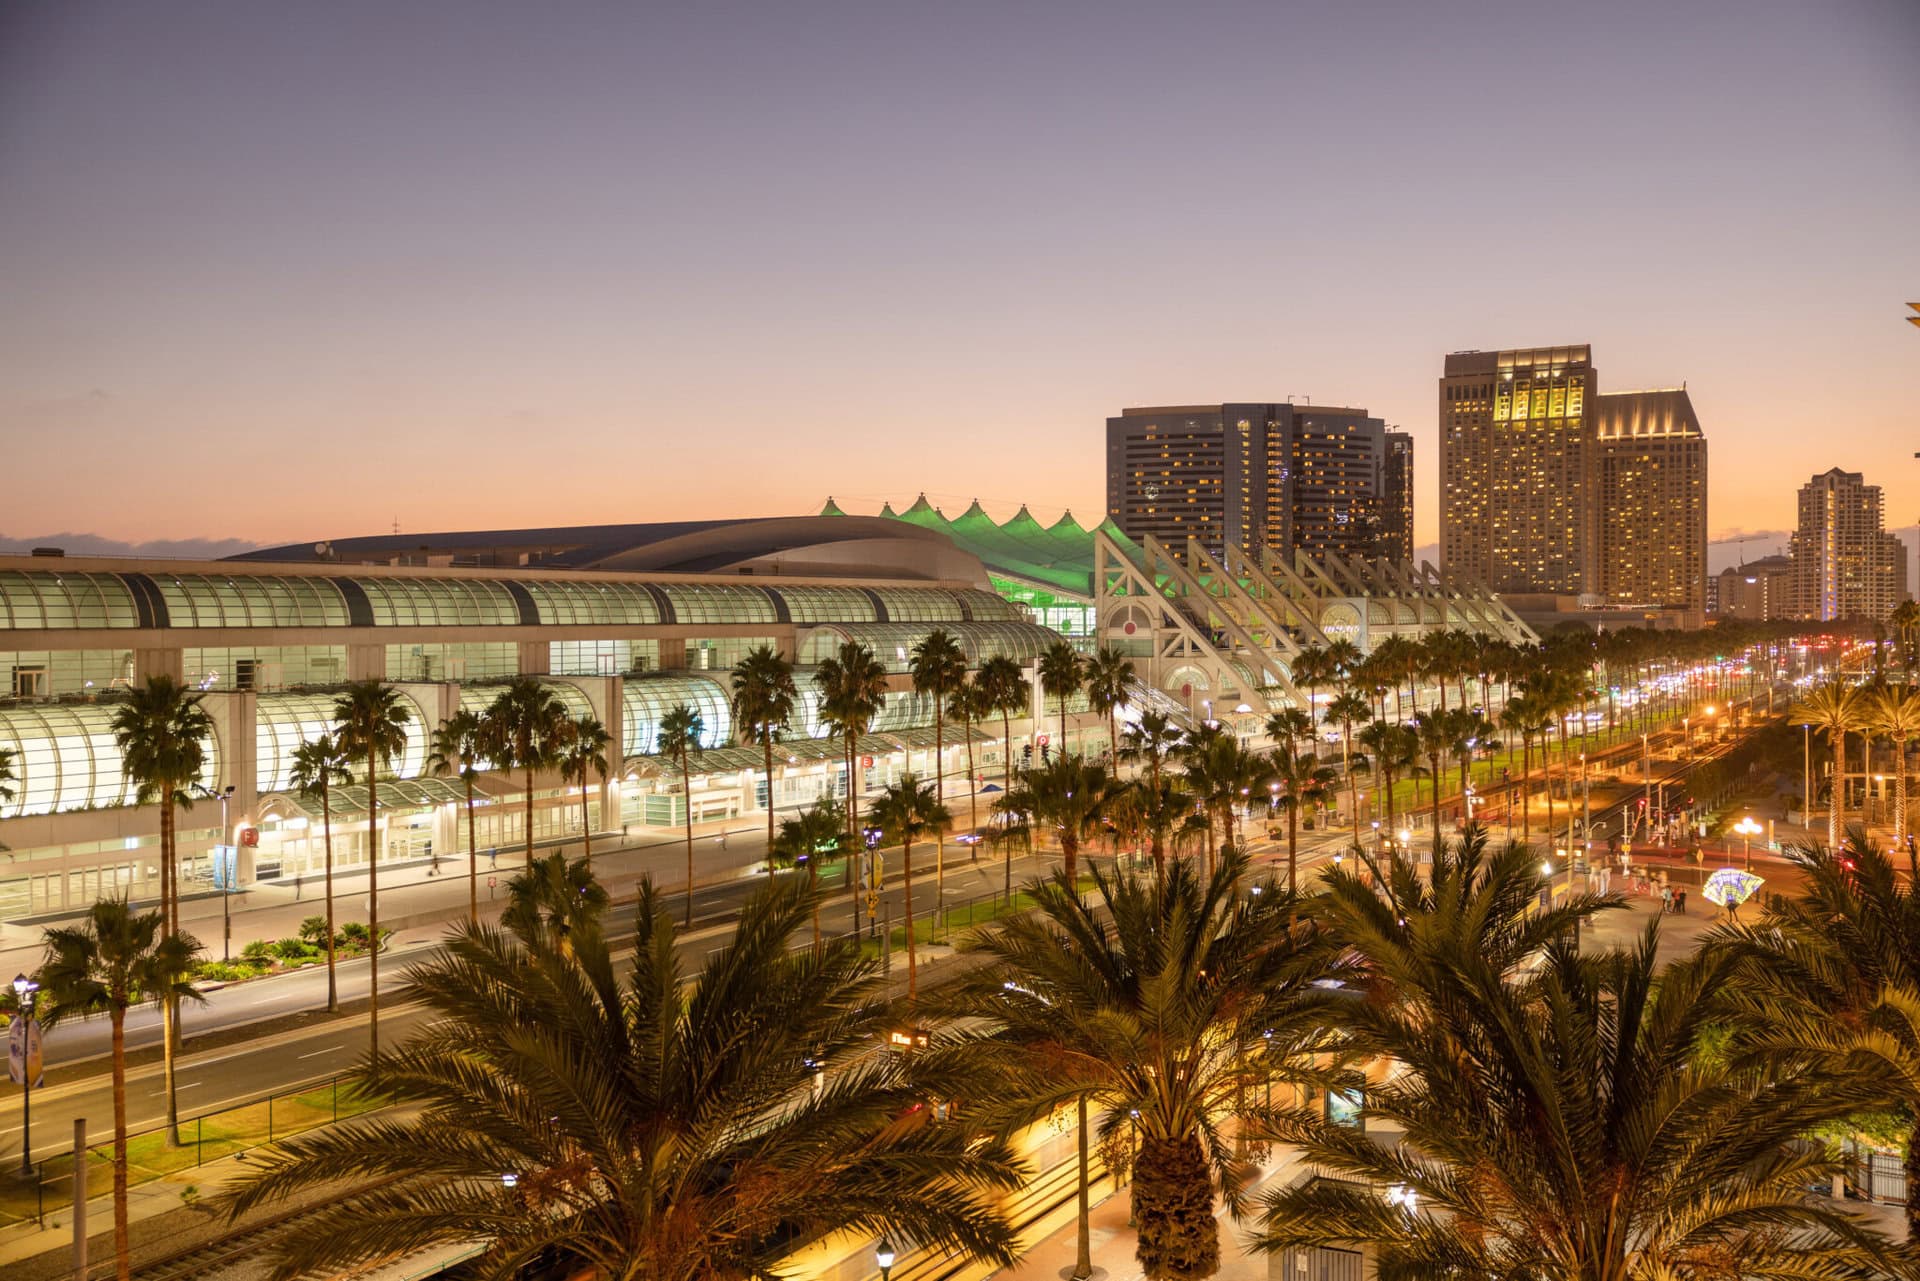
[622, 673, 733, 755]
[0, 571, 140, 629]
[0, 569, 1031, 633]
[796, 620, 1061, 672]
[255, 690, 429, 793]
[0, 703, 219, 819]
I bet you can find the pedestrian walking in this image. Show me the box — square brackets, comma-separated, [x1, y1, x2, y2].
[1660, 884, 1673, 914]
[1676, 889, 1687, 915]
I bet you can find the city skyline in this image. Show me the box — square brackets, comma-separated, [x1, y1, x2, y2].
[3, 2, 1918, 550]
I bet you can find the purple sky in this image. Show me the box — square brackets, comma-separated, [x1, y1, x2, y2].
[3, 1, 1917, 550]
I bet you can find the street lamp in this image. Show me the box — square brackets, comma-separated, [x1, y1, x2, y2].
[11, 973, 40, 1177]
[875, 1240, 896, 1281]
[1733, 815, 1763, 871]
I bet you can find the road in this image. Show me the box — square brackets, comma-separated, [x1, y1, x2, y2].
[0, 842, 1051, 1166]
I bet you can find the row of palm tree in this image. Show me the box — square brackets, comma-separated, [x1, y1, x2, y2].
[1795, 676, 1920, 847]
[205, 822, 1920, 1281]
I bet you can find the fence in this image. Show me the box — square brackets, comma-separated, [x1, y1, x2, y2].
[0, 1074, 386, 1231]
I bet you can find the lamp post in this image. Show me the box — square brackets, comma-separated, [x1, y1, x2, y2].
[876, 1239, 896, 1281]
[1733, 815, 1763, 871]
[10, 973, 39, 1178]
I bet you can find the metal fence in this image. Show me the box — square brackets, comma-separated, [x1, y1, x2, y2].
[0, 1074, 384, 1231]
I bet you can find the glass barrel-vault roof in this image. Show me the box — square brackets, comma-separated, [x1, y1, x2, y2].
[621, 673, 732, 755]
[0, 571, 140, 629]
[0, 702, 219, 818]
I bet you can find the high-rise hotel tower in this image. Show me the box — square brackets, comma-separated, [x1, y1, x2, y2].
[1440, 345, 1707, 616]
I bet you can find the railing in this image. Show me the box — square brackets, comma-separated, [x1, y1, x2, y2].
[0, 1074, 386, 1231]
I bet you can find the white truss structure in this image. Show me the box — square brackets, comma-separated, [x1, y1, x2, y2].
[1092, 529, 1536, 716]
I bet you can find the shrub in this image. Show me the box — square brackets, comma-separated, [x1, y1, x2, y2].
[270, 938, 316, 962]
[338, 922, 370, 947]
[193, 960, 258, 983]
[298, 916, 331, 946]
[240, 939, 274, 962]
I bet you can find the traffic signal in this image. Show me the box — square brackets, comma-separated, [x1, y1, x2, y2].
[1040, 743, 1051, 763]
[1022, 743, 1033, 764]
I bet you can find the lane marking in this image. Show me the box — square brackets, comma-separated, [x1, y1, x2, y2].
[297, 1045, 344, 1060]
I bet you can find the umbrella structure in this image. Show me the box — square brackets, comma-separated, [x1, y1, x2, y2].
[1702, 866, 1764, 908]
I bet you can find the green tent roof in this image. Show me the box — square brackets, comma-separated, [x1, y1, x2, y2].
[823, 495, 1141, 599]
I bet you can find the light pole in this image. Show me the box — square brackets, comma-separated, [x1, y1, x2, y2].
[1734, 815, 1763, 871]
[10, 973, 39, 1178]
[876, 1239, 896, 1281]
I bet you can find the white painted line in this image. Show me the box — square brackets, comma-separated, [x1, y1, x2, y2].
[178, 1081, 203, 1090]
[297, 1045, 344, 1060]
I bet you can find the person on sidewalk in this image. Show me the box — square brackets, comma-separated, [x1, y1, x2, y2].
[1660, 884, 1673, 915]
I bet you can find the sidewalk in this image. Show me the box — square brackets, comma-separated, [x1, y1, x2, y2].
[0, 796, 1008, 976]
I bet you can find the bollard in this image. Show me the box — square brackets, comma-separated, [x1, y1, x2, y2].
[72, 1118, 86, 1281]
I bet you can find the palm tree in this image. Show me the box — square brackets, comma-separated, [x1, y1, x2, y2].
[1126, 773, 1194, 879]
[41, 900, 202, 1281]
[772, 796, 846, 950]
[1121, 709, 1187, 870]
[1257, 839, 1890, 1278]
[656, 704, 705, 926]
[977, 654, 1034, 893]
[332, 679, 411, 1059]
[814, 642, 889, 927]
[730, 644, 798, 866]
[1289, 643, 1331, 722]
[1322, 688, 1369, 842]
[288, 734, 352, 1012]
[424, 709, 487, 924]
[110, 675, 214, 936]
[1262, 706, 1314, 757]
[555, 714, 611, 863]
[483, 678, 569, 867]
[937, 853, 1341, 1281]
[498, 849, 609, 958]
[947, 677, 992, 847]
[1411, 710, 1462, 853]
[1177, 729, 1270, 875]
[227, 876, 1021, 1281]
[1038, 639, 1086, 750]
[998, 754, 1124, 884]
[1355, 719, 1413, 833]
[909, 629, 967, 906]
[1082, 645, 1135, 760]
[1795, 681, 1867, 848]
[867, 775, 949, 999]
[0, 744, 15, 808]
[1868, 685, 1920, 843]
[1268, 743, 1336, 893]
[1718, 831, 1920, 1239]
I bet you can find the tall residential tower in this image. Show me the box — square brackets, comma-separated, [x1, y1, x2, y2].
[1105, 402, 1412, 564]
[1789, 468, 1908, 621]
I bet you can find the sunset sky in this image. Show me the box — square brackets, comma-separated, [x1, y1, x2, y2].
[2, 1, 1917, 553]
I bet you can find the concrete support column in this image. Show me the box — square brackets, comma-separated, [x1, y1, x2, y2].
[133, 648, 183, 685]
[517, 640, 550, 676]
[345, 644, 386, 682]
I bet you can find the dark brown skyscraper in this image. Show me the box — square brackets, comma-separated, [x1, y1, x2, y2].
[1105, 402, 1411, 563]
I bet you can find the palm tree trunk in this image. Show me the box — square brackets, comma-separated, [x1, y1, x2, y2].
[1899, 737, 1911, 845]
[1429, 754, 1443, 854]
[111, 1006, 129, 1281]
[161, 986, 180, 1147]
[523, 761, 536, 867]
[322, 782, 338, 1013]
[1287, 803, 1299, 893]
[1001, 709, 1015, 899]
[1343, 722, 1358, 843]
[1521, 734, 1531, 842]
[1058, 697, 1067, 755]
[1831, 732, 1845, 848]
[581, 776, 593, 866]
[1906, 1118, 1920, 1243]
[902, 835, 917, 1000]
[1073, 1096, 1092, 1281]
[368, 769, 380, 1060]
[465, 775, 478, 924]
[1063, 833, 1079, 885]
[932, 705, 944, 907]
[962, 717, 979, 856]
[1382, 765, 1396, 828]
[764, 735, 776, 872]
[681, 755, 696, 927]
